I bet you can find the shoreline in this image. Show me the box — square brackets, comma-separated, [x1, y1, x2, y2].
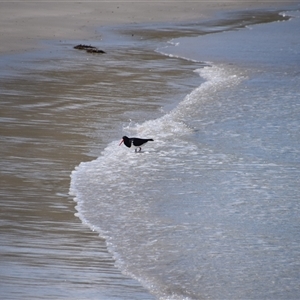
[0, 1, 298, 54]
[1, 2, 299, 299]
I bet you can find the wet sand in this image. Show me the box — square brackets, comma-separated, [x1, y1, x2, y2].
[0, 1, 295, 54]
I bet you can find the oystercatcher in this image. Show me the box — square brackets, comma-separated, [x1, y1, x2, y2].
[119, 136, 154, 152]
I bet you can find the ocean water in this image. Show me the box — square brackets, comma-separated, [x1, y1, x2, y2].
[70, 8, 300, 300]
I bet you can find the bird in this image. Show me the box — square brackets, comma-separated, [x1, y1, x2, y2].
[119, 136, 154, 152]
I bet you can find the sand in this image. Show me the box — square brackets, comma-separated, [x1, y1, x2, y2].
[0, 1, 296, 54]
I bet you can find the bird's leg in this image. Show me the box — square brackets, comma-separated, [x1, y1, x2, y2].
[139, 147, 142, 152]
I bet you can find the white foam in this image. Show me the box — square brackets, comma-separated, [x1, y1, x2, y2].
[69, 63, 246, 299]
[70, 64, 245, 238]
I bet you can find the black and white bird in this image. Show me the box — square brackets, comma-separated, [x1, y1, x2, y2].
[119, 136, 154, 152]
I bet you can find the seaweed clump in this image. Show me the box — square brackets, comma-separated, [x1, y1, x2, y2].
[74, 44, 106, 54]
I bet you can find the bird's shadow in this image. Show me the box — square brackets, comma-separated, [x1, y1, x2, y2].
[133, 149, 157, 154]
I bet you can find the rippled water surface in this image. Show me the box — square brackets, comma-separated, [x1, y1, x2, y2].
[71, 9, 300, 300]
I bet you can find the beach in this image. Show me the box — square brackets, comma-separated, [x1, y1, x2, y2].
[0, 0, 297, 54]
[1, 1, 300, 299]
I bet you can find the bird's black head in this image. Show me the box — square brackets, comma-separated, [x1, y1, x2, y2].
[122, 136, 131, 148]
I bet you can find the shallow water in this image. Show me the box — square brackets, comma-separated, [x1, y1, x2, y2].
[1, 41, 175, 299]
[71, 8, 300, 300]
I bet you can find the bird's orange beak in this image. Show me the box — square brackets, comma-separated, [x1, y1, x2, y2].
[119, 139, 124, 146]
